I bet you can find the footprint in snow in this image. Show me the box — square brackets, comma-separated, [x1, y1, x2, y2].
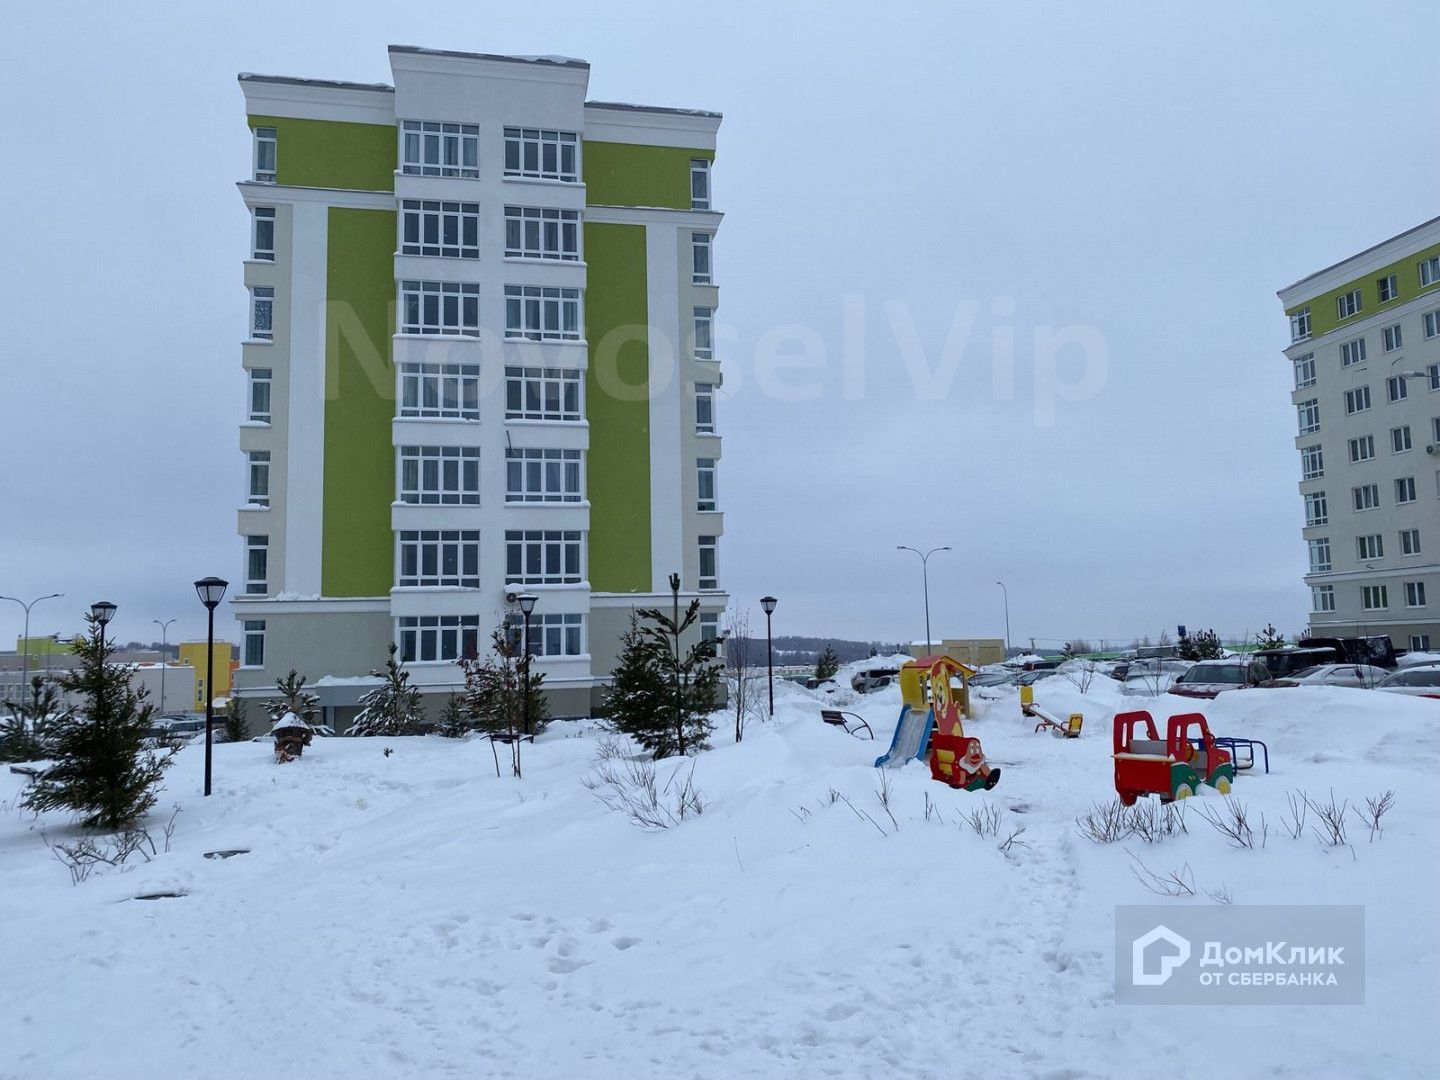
[612, 936, 641, 951]
[547, 956, 591, 974]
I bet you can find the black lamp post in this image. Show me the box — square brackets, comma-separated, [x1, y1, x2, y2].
[760, 595, 777, 717]
[90, 601, 117, 651]
[193, 577, 228, 797]
[516, 592, 537, 736]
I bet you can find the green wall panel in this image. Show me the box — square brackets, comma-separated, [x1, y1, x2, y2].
[585, 222, 652, 592]
[1285, 240, 1440, 339]
[249, 115, 396, 192]
[323, 207, 396, 597]
[584, 142, 712, 209]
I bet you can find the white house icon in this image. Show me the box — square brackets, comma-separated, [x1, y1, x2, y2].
[1132, 924, 1190, 986]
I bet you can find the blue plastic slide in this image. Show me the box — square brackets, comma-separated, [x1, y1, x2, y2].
[873, 704, 935, 768]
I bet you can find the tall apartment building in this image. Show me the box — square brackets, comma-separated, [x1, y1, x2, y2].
[232, 47, 727, 723]
[1279, 216, 1440, 652]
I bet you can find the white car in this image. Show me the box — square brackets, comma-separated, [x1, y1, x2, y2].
[1374, 666, 1440, 699]
[1280, 663, 1389, 688]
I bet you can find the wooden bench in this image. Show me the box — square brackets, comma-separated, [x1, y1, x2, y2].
[820, 710, 874, 740]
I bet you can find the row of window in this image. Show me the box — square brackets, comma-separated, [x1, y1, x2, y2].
[1299, 419, 1440, 479]
[1289, 256, 1440, 342]
[1292, 324, 1440, 386]
[1311, 582, 1428, 613]
[1307, 529, 1424, 573]
[1301, 377, 1436, 431]
[1304, 478, 1426, 525]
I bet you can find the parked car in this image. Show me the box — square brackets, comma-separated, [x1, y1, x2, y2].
[1015, 669, 1060, 687]
[968, 670, 1017, 688]
[1253, 646, 1343, 679]
[1373, 666, 1440, 699]
[1169, 659, 1278, 699]
[1274, 663, 1388, 688]
[1299, 635, 1399, 670]
[851, 667, 900, 693]
[145, 715, 209, 746]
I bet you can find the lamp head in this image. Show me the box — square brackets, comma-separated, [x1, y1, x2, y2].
[516, 592, 538, 616]
[193, 577, 229, 610]
[90, 601, 117, 627]
[760, 595, 777, 615]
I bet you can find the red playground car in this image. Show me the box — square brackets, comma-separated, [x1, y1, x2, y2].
[1112, 710, 1235, 805]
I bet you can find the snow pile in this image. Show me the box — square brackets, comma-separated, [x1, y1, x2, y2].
[2, 680, 1436, 1077]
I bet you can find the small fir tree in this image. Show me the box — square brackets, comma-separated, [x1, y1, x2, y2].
[267, 670, 319, 725]
[814, 644, 840, 684]
[605, 574, 722, 759]
[1177, 628, 1224, 661]
[221, 697, 250, 743]
[349, 643, 424, 737]
[1255, 623, 1286, 651]
[434, 693, 472, 739]
[21, 617, 173, 829]
[459, 626, 550, 777]
[2, 676, 68, 763]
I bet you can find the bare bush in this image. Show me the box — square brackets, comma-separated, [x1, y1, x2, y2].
[923, 791, 945, 825]
[1303, 789, 1349, 846]
[962, 803, 1003, 838]
[45, 807, 181, 885]
[582, 753, 705, 829]
[1281, 790, 1309, 839]
[1129, 799, 1188, 843]
[1354, 790, 1396, 841]
[1193, 797, 1264, 849]
[997, 825, 1028, 854]
[835, 792, 889, 837]
[874, 770, 899, 831]
[1206, 883, 1233, 904]
[724, 610, 766, 743]
[1061, 661, 1099, 693]
[1076, 799, 1135, 844]
[1127, 852, 1195, 897]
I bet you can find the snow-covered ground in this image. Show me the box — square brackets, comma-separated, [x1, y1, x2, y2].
[2, 669, 1437, 1079]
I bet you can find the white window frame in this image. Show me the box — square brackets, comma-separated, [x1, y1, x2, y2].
[1420, 256, 1440, 288]
[1361, 584, 1388, 611]
[1290, 308, 1311, 342]
[1340, 337, 1367, 367]
[503, 127, 579, 182]
[505, 367, 583, 422]
[1428, 364, 1440, 390]
[1352, 484, 1379, 512]
[1301, 444, 1324, 480]
[1293, 353, 1316, 389]
[693, 307, 714, 359]
[242, 620, 265, 668]
[1308, 537, 1331, 573]
[698, 535, 718, 590]
[250, 286, 274, 341]
[399, 363, 481, 421]
[524, 613, 585, 658]
[398, 446, 481, 506]
[504, 530, 584, 585]
[504, 206, 580, 261]
[1400, 528, 1421, 556]
[400, 200, 480, 259]
[505, 448, 584, 503]
[1412, 634, 1433, 651]
[1297, 398, 1320, 434]
[504, 285, 581, 341]
[1378, 273, 1398, 303]
[1304, 491, 1328, 526]
[700, 613, 719, 642]
[691, 232, 713, 285]
[400, 280, 479, 336]
[245, 535, 268, 595]
[1348, 435, 1375, 463]
[1392, 425, 1412, 453]
[253, 127, 276, 182]
[1387, 375, 1409, 403]
[1395, 476, 1416, 504]
[247, 451, 270, 508]
[397, 530, 480, 588]
[252, 207, 275, 261]
[401, 120, 479, 179]
[1311, 585, 1335, 612]
[697, 458, 717, 512]
[1382, 324, 1402, 352]
[398, 614, 481, 664]
[1336, 289, 1362, 320]
[695, 383, 716, 434]
[690, 158, 711, 210]
[248, 367, 272, 423]
[1357, 534, 1384, 561]
[1424, 310, 1440, 340]
[1343, 386, 1370, 414]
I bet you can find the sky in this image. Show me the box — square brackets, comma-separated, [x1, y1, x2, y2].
[1, 0, 1436, 652]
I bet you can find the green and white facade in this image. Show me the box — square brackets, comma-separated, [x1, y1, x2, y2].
[1279, 216, 1440, 652]
[233, 46, 727, 722]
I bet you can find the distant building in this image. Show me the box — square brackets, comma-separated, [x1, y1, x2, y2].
[230, 46, 727, 728]
[908, 638, 1006, 667]
[1278, 217, 1440, 652]
[177, 641, 236, 711]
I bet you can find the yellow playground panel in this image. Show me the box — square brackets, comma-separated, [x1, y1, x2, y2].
[898, 654, 975, 731]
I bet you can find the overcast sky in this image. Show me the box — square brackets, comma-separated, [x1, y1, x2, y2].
[1, 0, 1436, 652]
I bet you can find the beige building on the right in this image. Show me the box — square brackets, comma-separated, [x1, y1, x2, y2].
[1279, 216, 1440, 652]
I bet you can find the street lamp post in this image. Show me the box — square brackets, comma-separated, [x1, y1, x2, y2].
[516, 593, 537, 739]
[896, 546, 951, 655]
[0, 592, 63, 705]
[760, 595, 777, 717]
[193, 578, 228, 797]
[995, 581, 1011, 659]
[152, 617, 177, 714]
